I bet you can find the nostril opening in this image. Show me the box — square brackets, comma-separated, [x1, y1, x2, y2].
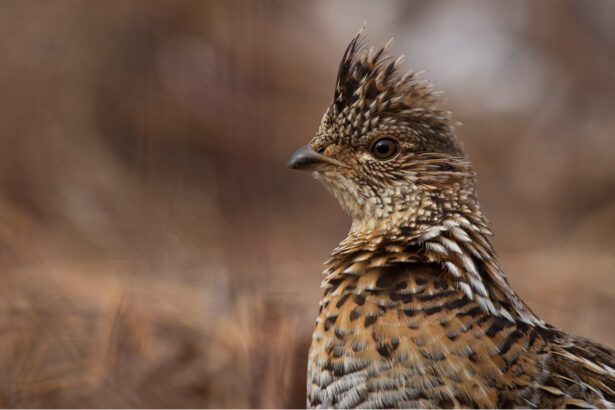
[316, 146, 325, 153]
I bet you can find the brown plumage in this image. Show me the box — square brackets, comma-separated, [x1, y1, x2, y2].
[288, 29, 615, 409]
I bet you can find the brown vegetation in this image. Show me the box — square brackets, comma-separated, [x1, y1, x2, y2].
[0, 1, 614, 407]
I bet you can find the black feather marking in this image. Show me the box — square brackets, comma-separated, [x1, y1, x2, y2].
[364, 315, 377, 327]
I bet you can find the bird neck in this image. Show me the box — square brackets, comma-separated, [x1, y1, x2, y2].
[324, 210, 544, 327]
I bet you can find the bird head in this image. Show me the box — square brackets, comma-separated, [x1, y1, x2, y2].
[289, 32, 479, 236]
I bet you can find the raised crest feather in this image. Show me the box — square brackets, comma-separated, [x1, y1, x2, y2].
[332, 30, 444, 126]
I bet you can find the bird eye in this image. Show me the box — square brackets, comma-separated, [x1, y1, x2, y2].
[371, 138, 398, 160]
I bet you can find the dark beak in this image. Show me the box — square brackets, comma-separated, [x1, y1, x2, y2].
[288, 145, 348, 170]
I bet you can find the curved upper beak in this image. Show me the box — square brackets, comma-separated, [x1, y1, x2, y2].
[288, 145, 348, 171]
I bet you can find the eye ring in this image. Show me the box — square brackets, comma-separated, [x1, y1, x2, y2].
[370, 138, 399, 160]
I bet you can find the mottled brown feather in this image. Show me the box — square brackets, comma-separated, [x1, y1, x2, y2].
[294, 30, 615, 409]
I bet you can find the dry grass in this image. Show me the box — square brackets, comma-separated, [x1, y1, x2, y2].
[0, 259, 312, 408]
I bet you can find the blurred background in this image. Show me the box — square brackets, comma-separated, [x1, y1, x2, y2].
[1, 0, 615, 407]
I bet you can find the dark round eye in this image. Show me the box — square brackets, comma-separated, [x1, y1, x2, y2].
[371, 138, 399, 160]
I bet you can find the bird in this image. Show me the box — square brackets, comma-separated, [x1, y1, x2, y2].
[288, 29, 615, 409]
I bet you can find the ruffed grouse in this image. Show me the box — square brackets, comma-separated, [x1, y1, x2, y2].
[288, 31, 615, 409]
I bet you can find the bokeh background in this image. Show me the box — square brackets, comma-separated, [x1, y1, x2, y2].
[1, 0, 615, 407]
